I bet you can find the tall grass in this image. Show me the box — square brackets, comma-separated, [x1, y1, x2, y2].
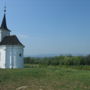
[0, 65, 90, 90]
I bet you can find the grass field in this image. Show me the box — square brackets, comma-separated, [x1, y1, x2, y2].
[0, 65, 90, 90]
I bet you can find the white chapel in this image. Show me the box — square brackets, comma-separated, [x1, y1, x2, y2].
[0, 9, 24, 69]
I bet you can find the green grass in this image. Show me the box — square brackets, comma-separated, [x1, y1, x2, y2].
[0, 65, 90, 90]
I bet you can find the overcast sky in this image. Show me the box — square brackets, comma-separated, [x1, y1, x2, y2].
[0, 0, 90, 56]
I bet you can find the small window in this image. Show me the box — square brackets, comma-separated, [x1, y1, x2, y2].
[19, 53, 22, 57]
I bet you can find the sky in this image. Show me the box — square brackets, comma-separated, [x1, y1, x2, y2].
[0, 0, 90, 56]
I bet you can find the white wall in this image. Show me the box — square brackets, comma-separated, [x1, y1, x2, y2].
[6, 45, 24, 69]
[0, 45, 24, 69]
[0, 46, 6, 68]
[0, 29, 10, 42]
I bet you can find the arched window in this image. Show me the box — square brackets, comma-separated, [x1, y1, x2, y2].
[19, 53, 22, 57]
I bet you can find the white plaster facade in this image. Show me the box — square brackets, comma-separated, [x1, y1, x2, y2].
[0, 45, 24, 68]
[0, 29, 10, 42]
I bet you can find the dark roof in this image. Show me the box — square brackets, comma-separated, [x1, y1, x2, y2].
[0, 35, 24, 46]
[0, 14, 10, 31]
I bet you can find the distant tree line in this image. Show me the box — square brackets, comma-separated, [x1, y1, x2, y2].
[24, 55, 90, 65]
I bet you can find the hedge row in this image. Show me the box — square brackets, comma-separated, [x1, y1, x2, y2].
[24, 55, 90, 65]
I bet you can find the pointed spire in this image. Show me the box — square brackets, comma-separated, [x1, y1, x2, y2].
[1, 4, 8, 29]
[1, 13, 8, 30]
[0, 3, 10, 31]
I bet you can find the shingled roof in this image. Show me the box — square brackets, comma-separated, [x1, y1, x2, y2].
[0, 35, 24, 46]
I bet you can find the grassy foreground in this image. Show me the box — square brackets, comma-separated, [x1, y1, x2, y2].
[0, 65, 90, 90]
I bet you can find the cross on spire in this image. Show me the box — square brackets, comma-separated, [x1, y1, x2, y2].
[4, 0, 6, 13]
[4, 6, 6, 13]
